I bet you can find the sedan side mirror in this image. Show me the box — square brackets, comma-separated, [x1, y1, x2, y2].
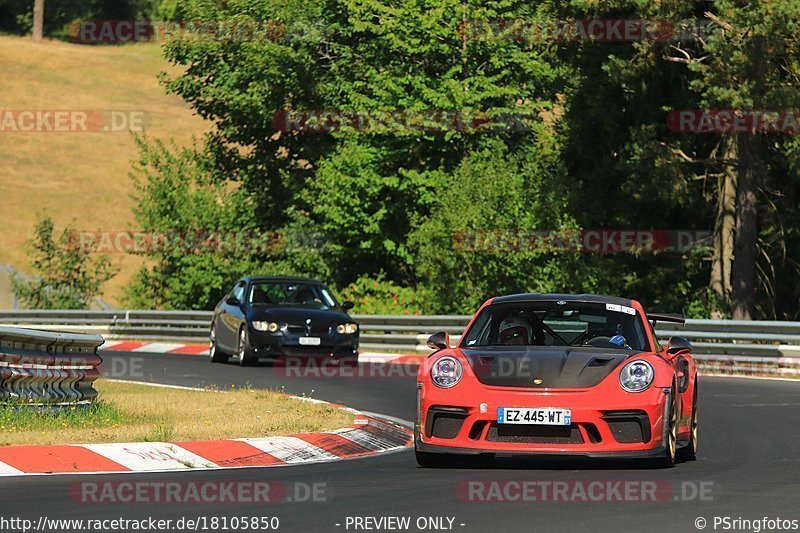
[427, 331, 450, 351]
[341, 301, 355, 311]
[666, 336, 692, 357]
[226, 296, 241, 306]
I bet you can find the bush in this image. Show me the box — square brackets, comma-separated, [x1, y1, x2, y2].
[337, 274, 432, 315]
[122, 136, 262, 310]
[12, 217, 117, 309]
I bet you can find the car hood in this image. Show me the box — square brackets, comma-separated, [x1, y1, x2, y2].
[247, 307, 352, 325]
[460, 346, 636, 389]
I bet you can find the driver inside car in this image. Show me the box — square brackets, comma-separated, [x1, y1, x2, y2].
[498, 313, 544, 345]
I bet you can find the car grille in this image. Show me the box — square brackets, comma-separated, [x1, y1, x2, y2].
[286, 324, 331, 335]
[485, 423, 584, 444]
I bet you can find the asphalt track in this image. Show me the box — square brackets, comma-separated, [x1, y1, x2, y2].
[1, 351, 799, 533]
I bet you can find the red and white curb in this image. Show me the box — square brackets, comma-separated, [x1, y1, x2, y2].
[0, 398, 412, 477]
[100, 341, 426, 365]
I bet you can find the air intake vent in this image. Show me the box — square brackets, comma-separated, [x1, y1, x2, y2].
[587, 357, 616, 367]
[486, 423, 584, 444]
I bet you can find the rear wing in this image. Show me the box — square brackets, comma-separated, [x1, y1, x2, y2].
[647, 312, 685, 326]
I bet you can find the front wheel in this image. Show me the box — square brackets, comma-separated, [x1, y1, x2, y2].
[656, 387, 678, 468]
[209, 324, 227, 363]
[237, 327, 256, 366]
[678, 382, 698, 462]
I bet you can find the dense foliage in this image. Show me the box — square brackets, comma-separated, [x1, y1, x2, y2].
[122, 0, 800, 318]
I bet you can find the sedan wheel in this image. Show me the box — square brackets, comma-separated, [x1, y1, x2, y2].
[238, 327, 254, 366]
[209, 324, 226, 363]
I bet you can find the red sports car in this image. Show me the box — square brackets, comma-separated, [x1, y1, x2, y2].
[415, 294, 698, 468]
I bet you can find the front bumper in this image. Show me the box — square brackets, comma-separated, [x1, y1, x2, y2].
[249, 329, 359, 361]
[416, 379, 670, 456]
[415, 440, 667, 459]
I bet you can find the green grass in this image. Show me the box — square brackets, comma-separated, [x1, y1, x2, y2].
[0, 400, 130, 436]
[0, 379, 353, 446]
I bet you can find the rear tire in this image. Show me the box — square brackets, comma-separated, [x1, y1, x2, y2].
[209, 324, 227, 363]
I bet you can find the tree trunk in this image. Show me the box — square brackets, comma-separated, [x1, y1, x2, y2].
[32, 0, 45, 41]
[730, 133, 760, 320]
[709, 136, 736, 316]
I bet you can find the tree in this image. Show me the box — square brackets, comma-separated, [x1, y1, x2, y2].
[12, 218, 118, 309]
[31, 0, 44, 40]
[157, 0, 564, 290]
[663, 2, 800, 319]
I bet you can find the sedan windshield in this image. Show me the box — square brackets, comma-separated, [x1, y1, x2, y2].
[248, 281, 338, 310]
[461, 301, 649, 351]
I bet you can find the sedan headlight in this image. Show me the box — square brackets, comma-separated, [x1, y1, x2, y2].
[337, 323, 358, 334]
[252, 321, 280, 332]
[619, 360, 654, 392]
[431, 356, 462, 388]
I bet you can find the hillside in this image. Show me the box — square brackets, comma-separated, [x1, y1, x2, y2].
[0, 35, 208, 308]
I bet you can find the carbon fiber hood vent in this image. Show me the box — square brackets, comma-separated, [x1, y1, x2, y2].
[460, 346, 632, 389]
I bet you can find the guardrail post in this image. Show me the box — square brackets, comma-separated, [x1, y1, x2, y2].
[0, 326, 104, 407]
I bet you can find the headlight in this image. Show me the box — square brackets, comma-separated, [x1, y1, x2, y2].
[430, 356, 462, 388]
[252, 321, 280, 332]
[337, 323, 358, 334]
[619, 360, 654, 392]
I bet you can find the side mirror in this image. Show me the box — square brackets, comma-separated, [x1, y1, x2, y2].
[226, 296, 241, 306]
[341, 301, 355, 311]
[427, 331, 450, 351]
[666, 336, 692, 357]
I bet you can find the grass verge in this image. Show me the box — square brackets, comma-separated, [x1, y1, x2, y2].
[0, 380, 353, 446]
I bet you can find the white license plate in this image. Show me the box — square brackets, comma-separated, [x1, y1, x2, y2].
[498, 407, 572, 426]
[298, 336, 321, 346]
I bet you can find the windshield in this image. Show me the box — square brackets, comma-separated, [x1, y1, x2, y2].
[461, 301, 649, 351]
[248, 281, 339, 310]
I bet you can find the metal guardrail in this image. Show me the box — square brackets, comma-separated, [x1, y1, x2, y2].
[0, 326, 104, 406]
[0, 310, 799, 361]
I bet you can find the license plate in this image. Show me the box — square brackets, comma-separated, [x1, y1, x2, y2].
[298, 336, 321, 346]
[498, 407, 572, 426]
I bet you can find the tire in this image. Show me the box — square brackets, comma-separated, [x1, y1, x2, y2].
[237, 327, 256, 367]
[657, 387, 678, 468]
[677, 381, 698, 462]
[209, 324, 227, 363]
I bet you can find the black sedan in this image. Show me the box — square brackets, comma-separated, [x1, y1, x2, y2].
[209, 276, 359, 366]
